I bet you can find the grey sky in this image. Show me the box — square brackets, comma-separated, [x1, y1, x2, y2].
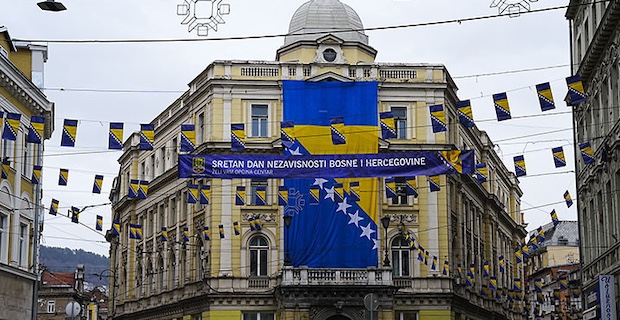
[3, 0, 574, 257]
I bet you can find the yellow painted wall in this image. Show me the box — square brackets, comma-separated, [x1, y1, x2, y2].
[0, 87, 33, 116]
[419, 309, 452, 320]
[342, 47, 375, 63]
[8, 51, 32, 80]
[210, 98, 224, 141]
[279, 48, 320, 63]
[205, 310, 241, 320]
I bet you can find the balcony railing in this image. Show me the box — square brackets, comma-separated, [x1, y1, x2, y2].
[281, 266, 392, 286]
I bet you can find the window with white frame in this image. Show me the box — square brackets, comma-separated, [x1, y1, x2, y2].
[2, 139, 13, 165]
[169, 197, 177, 226]
[249, 236, 269, 276]
[391, 106, 407, 139]
[0, 213, 6, 263]
[250, 179, 268, 205]
[391, 177, 408, 205]
[171, 137, 178, 165]
[18, 222, 28, 267]
[391, 236, 410, 277]
[251, 104, 269, 137]
[197, 112, 205, 144]
[47, 300, 55, 313]
[243, 313, 275, 320]
[396, 312, 418, 320]
[140, 161, 146, 181]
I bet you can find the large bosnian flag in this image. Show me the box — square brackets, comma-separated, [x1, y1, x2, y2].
[283, 80, 379, 268]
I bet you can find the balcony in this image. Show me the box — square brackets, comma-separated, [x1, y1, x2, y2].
[281, 266, 392, 286]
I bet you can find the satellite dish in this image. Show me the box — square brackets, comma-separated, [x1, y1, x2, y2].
[65, 301, 81, 318]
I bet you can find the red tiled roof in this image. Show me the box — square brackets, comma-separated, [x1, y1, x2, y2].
[41, 271, 75, 287]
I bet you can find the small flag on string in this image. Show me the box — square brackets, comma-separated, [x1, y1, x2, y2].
[468, 264, 475, 281]
[552, 146, 566, 168]
[254, 216, 262, 230]
[219, 224, 225, 239]
[457, 100, 475, 128]
[515, 246, 523, 263]
[493, 92, 511, 121]
[417, 246, 424, 262]
[385, 178, 397, 198]
[112, 220, 120, 236]
[92, 175, 103, 194]
[235, 186, 246, 205]
[61, 119, 78, 147]
[564, 190, 573, 208]
[188, 184, 198, 203]
[513, 155, 526, 177]
[280, 121, 296, 147]
[49, 199, 59, 216]
[203, 226, 211, 241]
[233, 221, 241, 236]
[483, 261, 489, 277]
[330, 117, 346, 145]
[32, 165, 42, 185]
[249, 217, 256, 231]
[405, 177, 418, 197]
[349, 181, 361, 202]
[71, 206, 80, 224]
[537, 226, 545, 243]
[140, 124, 154, 150]
[128, 179, 139, 199]
[551, 209, 559, 226]
[490, 276, 497, 290]
[536, 82, 556, 112]
[108, 122, 124, 150]
[429, 104, 447, 133]
[26, 116, 45, 144]
[161, 227, 168, 241]
[579, 142, 596, 165]
[379, 111, 397, 139]
[231, 123, 246, 151]
[334, 183, 345, 202]
[521, 242, 530, 259]
[476, 163, 487, 184]
[200, 185, 210, 205]
[429, 175, 440, 192]
[0, 159, 9, 179]
[431, 256, 438, 271]
[254, 186, 267, 206]
[499, 255, 505, 273]
[456, 263, 462, 278]
[560, 276, 568, 290]
[442, 260, 449, 276]
[96, 215, 103, 231]
[130, 224, 142, 240]
[183, 227, 190, 242]
[424, 250, 429, 265]
[138, 180, 149, 199]
[58, 168, 69, 186]
[278, 186, 288, 206]
[180, 124, 196, 152]
[566, 75, 587, 105]
[513, 278, 522, 292]
[309, 185, 320, 204]
[2, 113, 20, 141]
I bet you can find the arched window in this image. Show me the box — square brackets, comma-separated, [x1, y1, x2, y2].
[391, 236, 410, 277]
[249, 236, 269, 277]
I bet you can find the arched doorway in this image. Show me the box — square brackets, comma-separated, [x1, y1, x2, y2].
[325, 316, 352, 320]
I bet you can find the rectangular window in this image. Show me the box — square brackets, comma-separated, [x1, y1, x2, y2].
[251, 104, 269, 137]
[160, 146, 166, 174]
[150, 155, 155, 180]
[392, 107, 407, 139]
[391, 177, 408, 205]
[0, 214, 5, 262]
[197, 113, 205, 144]
[169, 197, 177, 226]
[47, 300, 55, 314]
[140, 161, 146, 181]
[250, 179, 268, 205]
[159, 203, 166, 229]
[19, 222, 27, 267]
[171, 138, 178, 165]
[2, 140, 13, 165]
[182, 191, 188, 220]
[396, 312, 418, 320]
[243, 313, 275, 320]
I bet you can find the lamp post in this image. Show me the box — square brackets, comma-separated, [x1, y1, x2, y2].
[283, 215, 293, 266]
[380, 215, 391, 267]
[37, 0, 66, 11]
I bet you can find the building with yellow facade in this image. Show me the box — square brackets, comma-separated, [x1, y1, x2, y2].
[108, 1, 527, 319]
[0, 26, 55, 320]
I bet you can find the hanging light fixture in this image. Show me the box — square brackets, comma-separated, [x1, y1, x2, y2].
[37, 0, 67, 12]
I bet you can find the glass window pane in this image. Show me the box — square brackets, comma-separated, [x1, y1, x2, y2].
[243, 314, 258, 320]
[250, 251, 257, 276]
[261, 313, 274, 320]
[402, 251, 410, 276]
[252, 105, 268, 116]
[392, 250, 400, 276]
[260, 250, 268, 275]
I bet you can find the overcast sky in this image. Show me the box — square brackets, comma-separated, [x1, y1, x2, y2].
[2, 0, 575, 258]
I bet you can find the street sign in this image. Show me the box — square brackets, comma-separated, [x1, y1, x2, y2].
[65, 301, 81, 319]
[363, 293, 379, 311]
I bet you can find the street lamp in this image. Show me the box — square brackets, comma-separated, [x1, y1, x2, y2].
[37, 0, 66, 11]
[380, 215, 391, 267]
[283, 215, 293, 266]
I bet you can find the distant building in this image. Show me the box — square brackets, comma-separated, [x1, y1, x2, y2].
[108, 1, 527, 319]
[86, 287, 109, 320]
[37, 265, 88, 320]
[524, 221, 581, 319]
[0, 26, 55, 320]
[565, 2, 620, 319]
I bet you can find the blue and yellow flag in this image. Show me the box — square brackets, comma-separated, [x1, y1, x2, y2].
[27, 116, 45, 144]
[200, 185, 210, 205]
[61, 119, 78, 147]
[235, 186, 246, 205]
[254, 185, 267, 206]
[405, 177, 418, 197]
[280, 121, 296, 148]
[572, 288, 580, 298]
[49, 199, 59, 216]
[32, 165, 42, 185]
[566, 75, 587, 105]
[188, 184, 198, 203]
[483, 260, 489, 277]
[140, 124, 154, 150]
[203, 226, 211, 241]
[579, 142, 595, 165]
[249, 217, 256, 231]
[493, 92, 511, 121]
[183, 227, 190, 242]
[429, 175, 440, 192]
[180, 124, 196, 152]
[219, 224, 225, 239]
[431, 256, 438, 271]
[551, 209, 559, 226]
[564, 190, 573, 208]
[348, 181, 360, 202]
[93, 175, 103, 194]
[333, 182, 345, 202]
[278, 186, 288, 206]
[109, 122, 123, 150]
[442, 260, 449, 276]
[58, 168, 69, 186]
[96, 215, 103, 231]
[457, 100, 475, 128]
[112, 220, 120, 236]
[283, 80, 379, 268]
[138, 180, 149, 199]
[467, 263, 475, 279]
[2, 113, 20, 141]
[71, 206, 80, 224]
[560, 276, 568, 290]
[429, 104, 447, 133]
[379, 111, 397, 140]
[439, 150, 474, 174]
[537, 226, 545, 243]
[476, 163, 487, 184]
[515, 246, 523, 263]
[456, 263, 462, 278]
[513, 155, 526, 177]
[552, 146, 566, 168]
[329, 117, 346, 145]
[233, 221, 241, 236]
[231, 123, 245, 151]
[513, 278, 522, 292]
[254, 217, 262, 230]
[128, 179, 139, 199]
[490, 276, 497, 290]
[161, 227, 168, 241]
[521, 242, 530, 259]
[0, 159, 8, 179]
[130, 224, 142, 240]
[553, 288, 560, 301]
[536, 82, 555, 111]
[424, 250, 429, 265]
[417, 246, 424, 261]
[385, 178, 397, 198]
[499, 255, 505, 273]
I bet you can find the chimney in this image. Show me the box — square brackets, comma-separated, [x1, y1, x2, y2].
[75, 264, 85, 293]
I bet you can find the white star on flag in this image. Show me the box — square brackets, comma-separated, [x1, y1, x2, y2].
[347, 210, 364, 228]
[324, 185, 335, 201]
[289, 146, 302, 155]
[336, 197, 352, 215]
[360, 223, 375, 240]
[372, 238, 379, 250]
[313, 178, 328, 189]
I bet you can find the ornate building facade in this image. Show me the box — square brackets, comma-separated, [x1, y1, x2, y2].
[108, 1, 527, 319]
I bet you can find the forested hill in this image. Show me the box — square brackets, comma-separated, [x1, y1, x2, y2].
[40, 246, 110, 288]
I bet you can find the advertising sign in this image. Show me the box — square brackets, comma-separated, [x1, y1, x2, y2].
[599, 275, 617, 320]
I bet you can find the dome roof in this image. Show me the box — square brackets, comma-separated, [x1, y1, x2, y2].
[284, 0, 368, 46]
